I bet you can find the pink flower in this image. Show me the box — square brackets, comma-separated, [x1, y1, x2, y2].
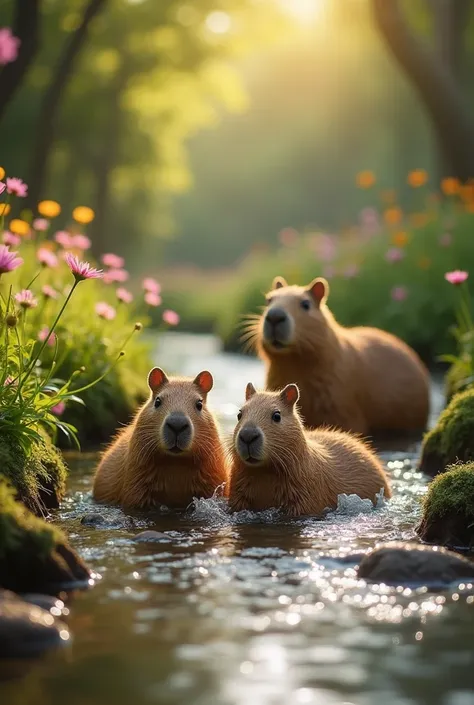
[103, 268, 129, 284]
[6, 177, 28, 198]
[439, 233, 452, 248]
[102, 253, 124, 269]
[0, 245, 23, 274]
[65, 253, 103, 282]
[33, 218, 49, 232]
[279, 227, 299, 247]
[2, 231, 20, 247]
[445, 270, 469, 286]
[0, 182, 5, 195]
[391, 286, 408, 302]
[71, 234, 91, 251]
[385, 248, 405, 264]
[54, 231, 72, 248]
[38, 326, 56, 346]
[0, 28, 20, 65]
[15, 289, 38, 309]
[116, 287, 133, 304]
[312, 234, 337, 262]
[95, 301, 116, 320]
[144, 291, 162, 307]
[42, 284, 58, 299]
[343, 263, 359, 279]
[51, 401, 66, 416]
[37, 247, 58, 268]
[162, 309, 180, 326]
[3, 376, 15, 387]
[142, 277, 161, 294]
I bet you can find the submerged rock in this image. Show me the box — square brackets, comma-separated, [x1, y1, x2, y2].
[357, 541, 474, 585]
[0, 433, 67, 515]
[81, 512, 107, 527]
[0, 591, 69, 658]
[416, 463, 474, 550]
[133, 530, 170, 543]
[0, 480, 90, 594]
[420, 389, 474, 477]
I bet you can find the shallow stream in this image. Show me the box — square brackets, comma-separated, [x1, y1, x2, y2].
[2, 333, 474, 705]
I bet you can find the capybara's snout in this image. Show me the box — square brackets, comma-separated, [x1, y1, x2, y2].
[263, 307, 293, 348]
[162, 412, 194, 453]
[237, 425, 264, 464]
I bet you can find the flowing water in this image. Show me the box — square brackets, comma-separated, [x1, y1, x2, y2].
[2, 333, 474, 705]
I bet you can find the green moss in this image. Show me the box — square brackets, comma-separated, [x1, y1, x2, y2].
[423, 463, 474, 521]
[420, 389, 474, 475]
[0, 434, 67, 514]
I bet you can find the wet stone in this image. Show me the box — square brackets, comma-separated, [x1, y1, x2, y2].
[133, 530, 170, 543]
[357, 541, 474, 586]
[81, 513, 107, 527]
[0, 593, 70, 658]
[20, 593, 66, 615]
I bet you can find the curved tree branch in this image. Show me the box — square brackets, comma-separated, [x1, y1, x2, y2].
[372, 0, 474, 179]
[0, 0, 41, 124]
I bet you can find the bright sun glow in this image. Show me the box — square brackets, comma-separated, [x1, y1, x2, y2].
[280, 0, 327, 24]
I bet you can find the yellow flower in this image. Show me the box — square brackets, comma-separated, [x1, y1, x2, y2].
[410, 212, 430, 228]
[407, 169, 428, 188]
[9, 219, 31, 236]
[0, 167, 5, 180]
[0, 203, 11, 216]
[417, 256, 431, 270]
[38, 200, 61, 218]
[72, 206, 95, 224]
[356, 171, 375, 189]
[391, 231, 409, 247]
[441, 177, 460, 196]
[384, 207, 403, 226]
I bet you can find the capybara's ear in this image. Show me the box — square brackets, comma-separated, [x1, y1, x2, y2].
[245, 382, 257, 400]
[148, 367, 169, 393]
[272, 276, 287, 290]
[307, 277, 329, 305]
[280, 384, 299, 407]
[194, 370, 213, 395]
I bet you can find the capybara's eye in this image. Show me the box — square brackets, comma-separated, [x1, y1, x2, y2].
[237, 410, 242, 421]
[272, 411, 281, 423]
[300, 299, 311, 311]
[154, 396, 161, 409]
[196, 399, 203, 411]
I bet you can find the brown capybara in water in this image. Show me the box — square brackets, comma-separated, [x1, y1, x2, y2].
[245, 276, 429, 435]
[93, 368, 228, 509]
[228, 383, 391, 516]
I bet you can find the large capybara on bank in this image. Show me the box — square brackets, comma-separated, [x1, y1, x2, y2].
[93, 368, 228, 509]
[228, 383, 390, 516]
[248, 276, 429, 435]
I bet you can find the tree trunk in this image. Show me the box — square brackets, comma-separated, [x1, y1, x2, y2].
[372, 0, 474, 180]
[0, 0, 41, 123]
[27, 0, 107, 210]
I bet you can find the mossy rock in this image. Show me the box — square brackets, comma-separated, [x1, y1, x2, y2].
[416, 463, 474, 550]
[0, 434, 67, 515]
[0, 481, 90, 594]
[419, 389, 474, 476]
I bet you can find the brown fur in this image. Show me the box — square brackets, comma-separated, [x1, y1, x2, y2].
[228, 385, 391, 516]
[244, 276, 429, 435]
[93, 370, 228, 509]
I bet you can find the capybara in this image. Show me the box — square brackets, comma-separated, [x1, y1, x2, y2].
[228, 383, 391, 516]
[93, 368, 228, 509]
[245, 276, 429, 435]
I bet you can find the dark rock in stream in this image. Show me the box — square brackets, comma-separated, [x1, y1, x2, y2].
[81, 512, 107, 527]
[133, 530, 170, 543]
[0, 591, 69, 658]
[357, 542, 474, 586]
[20, 594, 66, 615]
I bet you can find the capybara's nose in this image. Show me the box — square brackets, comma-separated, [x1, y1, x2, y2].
[166, 414, 191, 436]
[239, 426, 261, 447]
[265, 307, 287, 327]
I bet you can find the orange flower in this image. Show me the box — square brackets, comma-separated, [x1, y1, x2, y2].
[384, 207, 403, 225]
[441, 177, 460, 196]
[410, 212, 430, 228]
[391, 231, 409, 247]
[72, 206, 95, 224]
[0, 167, 5, 180]
[0, 203, 11, 216]
[417, 256, 431, 270]
[38, 200, 61, 218]
[407, 169, 428, 188]
[9, 219, 30, 236]
[460, 184, 474, 204]
[356, 171, 375, 189]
